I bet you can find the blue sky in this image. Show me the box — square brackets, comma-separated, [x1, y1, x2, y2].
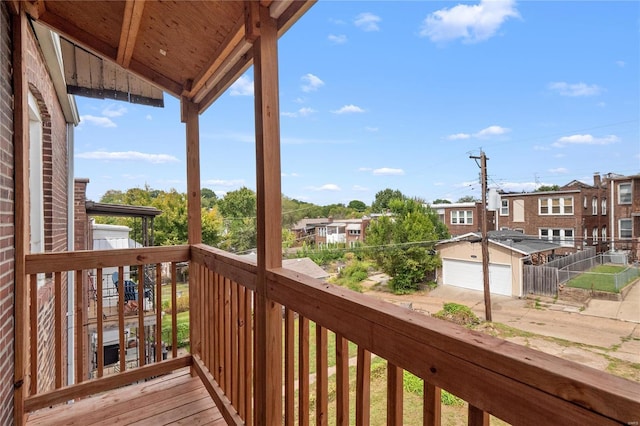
[74, 0, 640, 206]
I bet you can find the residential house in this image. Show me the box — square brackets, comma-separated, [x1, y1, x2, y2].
[3, 2, 635, 425]
[497, 173, 608, 254]
[290, 217, 328, 245]
[608, 173, 640, 260]
[296, 217, 370, 248]
[436, 230, 561, 297]
[430, 202, 495, 237]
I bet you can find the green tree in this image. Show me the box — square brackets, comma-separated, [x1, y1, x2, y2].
[366, 199, 449, 294]
[536, 185, 560, 192]
[431, 199, 451, 204]
[371, 188, 405, 213]
[201, 206, 223, 246]
[201, 188, 218, 209]
[457, 195, 478, 203]
[348, 200, 367, 212]
[217, 187, 257, 253]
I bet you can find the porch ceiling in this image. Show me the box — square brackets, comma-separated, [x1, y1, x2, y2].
[24, 0, 314, 112]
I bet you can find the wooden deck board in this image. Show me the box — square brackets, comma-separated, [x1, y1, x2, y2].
[26, 369, 226, 426]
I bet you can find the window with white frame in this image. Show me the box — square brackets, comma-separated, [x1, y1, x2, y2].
[540, 228, 574, 247]
[601, 198, 607, 215]
[583, 196, 587, 209]
[29, 92, 45, 288]
[451, 210, 473, 225]
[317, 227, 326, 237]
[592, 197, 597, 215]
[500, 199, 509, 216]
[619, 219, 632, 239]
[592, 227, 598, 244]
[583, 228, 587, 247]
[539, 197, 573, 215]
[618, 183, 632, 204]
[348, 229, 361, 235]
[602, 226, 606, 241]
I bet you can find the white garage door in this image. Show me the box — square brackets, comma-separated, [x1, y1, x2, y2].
[442, 260, 512, 296]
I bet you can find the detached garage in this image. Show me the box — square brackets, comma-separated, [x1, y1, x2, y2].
[437, 231, 560, 298]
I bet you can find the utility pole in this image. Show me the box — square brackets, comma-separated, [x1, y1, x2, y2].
[470, 151, 492, 321]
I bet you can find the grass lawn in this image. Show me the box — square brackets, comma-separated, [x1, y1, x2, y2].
[566, 264, 637, 293]
[161, 282, 189, 299]
[161, 310, 189, 347]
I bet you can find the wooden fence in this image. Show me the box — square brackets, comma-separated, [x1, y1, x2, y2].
[523, 265, 559, 297]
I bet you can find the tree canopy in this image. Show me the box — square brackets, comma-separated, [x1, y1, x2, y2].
[535, 185, 560, 192]
[457, 195, 478, 203]
[371, 188, 405, 213]
[348, 200, 367, 212]
[431, 198, 451, 204]
[365, 198, 449, 294]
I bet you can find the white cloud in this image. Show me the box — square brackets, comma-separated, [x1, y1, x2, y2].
[616, 60, 625, 67]
[145, 114, 153, 121]
[475, 125, 510, 138]
[102, 105, 127, 118]
[420, 0, 519, 43]
[499, 181, 540, 192]
[548, 167, 568, 174]
[76, 151, 179, 163]
[332, 104, 365, 114]
[310, 184, 341, 191]
[282, 107, 316, 119]
[354, 12, 381, 32]
[446, 125, 510, 140]
[353, 185, 369, 191]
[80, 115, 117, 128]
[358, 167, 372, 172]
[301, 73, 324, 92]
[552, 134, 619, 147]
[328, 34, 347, 44]
[373, 167, 405, 176]
[230, 75, 254, 96]
[447, 133, 471, 140]
[548, 82, 602, 97]
[365, 126, 379, 132]
[201, 179, 245, 187]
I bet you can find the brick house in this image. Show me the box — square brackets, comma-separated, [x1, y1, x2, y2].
[294, 217, 370, 248]
[0, 7, 79, 423]
[430, 202, 495, 237]
[497, 174, 608, 254]
[608, 173, 640, 260]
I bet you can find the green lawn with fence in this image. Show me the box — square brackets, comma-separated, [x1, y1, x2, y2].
[566, 264, 639, 293]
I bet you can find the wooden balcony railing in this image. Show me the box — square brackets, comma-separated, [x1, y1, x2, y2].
[21, 244, 640, 425]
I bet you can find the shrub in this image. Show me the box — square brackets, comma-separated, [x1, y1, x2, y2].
[433, 302, 480, 326]
[403, 370, 464, 405]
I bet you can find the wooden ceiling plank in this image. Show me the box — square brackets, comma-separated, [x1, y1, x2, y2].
[23, 0, 46, 19]
[117, 0, 146, 68]
[128, 58, 183, 97]
[60, 39, 77, 86]
[36, 9, 118, 60]
[187, 18, 247, 97]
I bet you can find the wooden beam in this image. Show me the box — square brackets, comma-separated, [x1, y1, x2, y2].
[24, 356, 192, 412]
[22, 0, 45, 19]
[7, 0, 19, 15]
[187, 18, 247, 97]
[196, 51, 253, 114]
[245, 1, 260, 43]
[13, 9, 30, 425]
[387, 363, 403, 426]
[253, 4, 283, 425]
[181, 98, 202, 244]
[192, 355, 245, 426]
[116, 0, 146, 68]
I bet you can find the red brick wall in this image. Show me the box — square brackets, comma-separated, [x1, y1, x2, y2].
[0, 4, 15, 423]
[25, 20, 71, 394]
[74, 179, 91, 251]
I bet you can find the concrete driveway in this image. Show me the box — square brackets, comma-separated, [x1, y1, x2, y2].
[582, 281, 640, 323]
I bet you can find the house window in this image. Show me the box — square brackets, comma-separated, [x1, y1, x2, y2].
[539, 197, 573, 215]
[451, 210, 473, 225]
[618, 183, 632, 204]
[583, 196, 587, 209]
[513, 228, 524, 234]
[619, 219, 632, 239]
[317, 227, 326, 237]
[29, 92, 45, 288]
[500, 199, 509, 216]
[540, 228, 574, 247]
[592, 197, 597, 215]
[592, 227, 598, 244]
[348, 229, 361, 235]
[601, 198, 606, 215]
[583, 228, 588, 248]
[602, 226, 606, 242]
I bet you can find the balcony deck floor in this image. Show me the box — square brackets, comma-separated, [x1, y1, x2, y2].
[26, 369, 226, 426]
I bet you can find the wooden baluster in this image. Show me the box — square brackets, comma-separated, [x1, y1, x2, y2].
[208, 269, 215, 372]
[214, 273, 221, 384]
[231, 280, 240, 408]
[171, 262, 178, 359]
[298, 316, 310, 426]
[96, 269, 104, 377]
[29, 274, 38, 395]
[76, 270, 86, 384]
[224, 277, 232, 394]
[238, 284, 247, 420]
[316, 325, 328, 426]
[335, 334, 349, 426]
[55, 272, 63, 389]
[155, 263, 162, 363]
[244, 287, 253, 426]
[356, 347, 371, 426]
[468, 404, 489, 426]
[284, 307, 295, 426]
[202, 264, 209, 368]
[387, 363, 403, 426]
[137, 265, 146, 367]
[118, 266, 125, 373]
[423, 383, 441, 426]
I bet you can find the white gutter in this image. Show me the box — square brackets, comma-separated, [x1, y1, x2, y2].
[66, 123, 75, 386]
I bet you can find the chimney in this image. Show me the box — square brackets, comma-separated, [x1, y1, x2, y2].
[593, 172, 601, 188]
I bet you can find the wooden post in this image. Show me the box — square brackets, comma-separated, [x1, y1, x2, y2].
[13, 8, 30, 425]
[181, 98, 201, 372]
[252, 3, 283, 424]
